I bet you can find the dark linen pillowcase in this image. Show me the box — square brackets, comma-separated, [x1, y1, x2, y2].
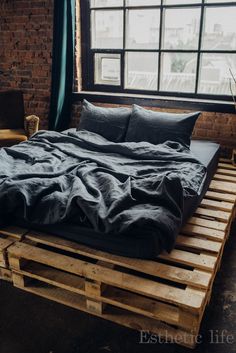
[77, 100, 131, 142]
[125, 105, 201, 147]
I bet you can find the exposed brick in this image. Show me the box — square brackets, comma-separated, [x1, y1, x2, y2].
[193, 129, 208, 138]
[0, 0, 53, 129]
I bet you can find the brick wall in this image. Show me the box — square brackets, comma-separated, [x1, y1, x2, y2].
[0, 0, 54, 129]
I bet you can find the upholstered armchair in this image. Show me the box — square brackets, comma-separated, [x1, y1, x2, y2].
[0, 90, 40, 147]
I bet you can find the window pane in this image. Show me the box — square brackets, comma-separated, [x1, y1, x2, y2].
[202, 7, 236, 50]
[91, 10, 123, 49]
[160, 53, 197, 93]
[126, 9, 160, 49]
[90, 0, 123, 7]
[95, 53, 121, 85]
[164, 0, 199, 4]
[162, 8, 200, 49]
[198, 54, 236, 95]
[125, 52, 158, 90]
[126, 0, 160, 6]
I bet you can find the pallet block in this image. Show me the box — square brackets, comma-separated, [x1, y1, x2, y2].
[6, 160, 236, 348]
[0, 226, 27, 282]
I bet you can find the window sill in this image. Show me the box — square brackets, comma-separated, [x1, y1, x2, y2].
[72, 91, 236, 114]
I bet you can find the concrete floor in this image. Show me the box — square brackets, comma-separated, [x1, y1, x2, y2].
[0, 223, 236, 353]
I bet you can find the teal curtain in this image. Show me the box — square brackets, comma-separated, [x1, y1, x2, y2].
[48, 0, 75, 131]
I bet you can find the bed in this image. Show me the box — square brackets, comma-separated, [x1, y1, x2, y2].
[0, 128, 215, 258]
[0, 102, 236, 348]
[26, 137, 220, 258]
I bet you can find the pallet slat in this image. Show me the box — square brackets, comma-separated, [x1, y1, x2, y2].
[0, 226, 27, 240]
[0, 267, 12, 282]
[187, 216, 227, 232]
[205, 190, 236, 203]
[216, 168, 236, 177]
[218, 162, 236, 170]
[176, 235, 222, 253]
[214, 173, 236, 183]
[159, 249, 217, 272]
[0, 227, 27, 272]
[200, 198, 233, 212]
[181, 223, 225, 242]
[0, 238, 14, 268]
[209, 180, 236, 194]
[194, 207, 230, 222]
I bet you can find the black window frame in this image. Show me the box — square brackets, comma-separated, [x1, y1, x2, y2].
[78, 0, 236, 107]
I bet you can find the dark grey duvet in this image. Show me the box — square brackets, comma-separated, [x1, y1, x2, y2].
[0, 130, 206, 255]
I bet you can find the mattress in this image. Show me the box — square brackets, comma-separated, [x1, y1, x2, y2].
[27, 139, 220, 258]
[183, 139, 220, 221]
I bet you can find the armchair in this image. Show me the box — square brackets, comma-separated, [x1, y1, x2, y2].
[0, 90, 40, 147]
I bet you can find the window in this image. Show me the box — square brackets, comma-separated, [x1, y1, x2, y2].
[80, 0, 236, 100]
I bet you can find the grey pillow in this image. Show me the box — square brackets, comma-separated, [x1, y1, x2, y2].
[77, 100, 131, 142]
[125, 105, 201, 147]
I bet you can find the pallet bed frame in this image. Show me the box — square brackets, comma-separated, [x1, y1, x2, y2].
[1, 160, 236, 349]
[0, 226, 27, 282]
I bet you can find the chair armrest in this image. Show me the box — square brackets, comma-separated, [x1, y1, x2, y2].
[24, 115, 40, 138]
[232, 149, 236, 166]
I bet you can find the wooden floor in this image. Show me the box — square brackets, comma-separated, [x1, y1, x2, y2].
[1, 160, 236, 349]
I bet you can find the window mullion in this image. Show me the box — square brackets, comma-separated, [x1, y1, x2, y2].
[121, 0, 125, 90]
[81, 0, 93, 90]
[157, 0, 164, 92]
[195, 0, 205, 94]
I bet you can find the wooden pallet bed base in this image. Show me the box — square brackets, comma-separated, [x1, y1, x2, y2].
[3, 160, 236, 348]
[0, 226, 28, 282]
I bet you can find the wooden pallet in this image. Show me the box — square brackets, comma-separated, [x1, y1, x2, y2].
[0, 226, 27, 282]
[5, 160, 236, 348]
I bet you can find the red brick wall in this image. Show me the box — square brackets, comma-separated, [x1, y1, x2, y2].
[0, 0, 54, 129]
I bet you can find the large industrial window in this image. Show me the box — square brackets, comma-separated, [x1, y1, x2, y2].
[80, 0, 236, 101]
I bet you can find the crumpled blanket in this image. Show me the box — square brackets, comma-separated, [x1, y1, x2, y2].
[0, 129, 206, 254]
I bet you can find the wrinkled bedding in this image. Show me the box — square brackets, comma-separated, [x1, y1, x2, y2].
[0, 130, 206, 256]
